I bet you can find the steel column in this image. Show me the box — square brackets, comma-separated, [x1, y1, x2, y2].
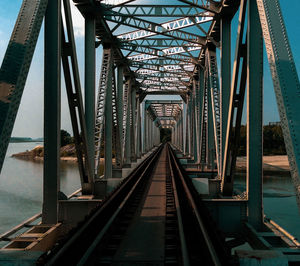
[146, 114, 149, 151]
[104, 55, 113, 179]
[84, 15, 95, 177]
[220, 17, 231, 174]
[42, 0, 61, 224]
[198, 68, 205, 166]
[247, 0, 263, 230]
[149, 116, 153, 148]
[183, 103, 187, 155]
[0, 0, 47, 172]
[221, 0, 247, 195]
[180, 111, 184, 151]
[207, 72, 215, 170]
[193, 80, 198, 162]
[256, 0, 300, 209]
[117, 65, 124, 160]
[185, 97, 190, 156]
[136, 98, 141, 158]
[143, 103, 147, 153]
[124, 80, 131, 164]
[131, 86, 137, 161]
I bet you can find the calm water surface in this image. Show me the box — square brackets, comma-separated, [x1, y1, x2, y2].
[0, 143, 80, 234]
[235, 174, 300, 240]
[1, 143, 300, 242]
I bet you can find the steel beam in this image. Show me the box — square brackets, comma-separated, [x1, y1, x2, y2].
[221, 0, 247, 195]
[42, 0, 61, 224]
[198, 68, 205, 166]
[247, 0, 263, 230]
[124, 80, 132, 164]
[207, 48, 221, 174]
[136, 97, 141, 158]
[117, 65, 124, 161]
[0, 0, 47, 172]
[104, 52, 113, 179]
[256, 0, 300, 210]
[84, 15, 96, 179]
[207, 73, 215, 170]
[143, 102, 147, 153]
[61, 0, 93, 193]
[131, 86, 137, 161]
[220, 17, 231, 175]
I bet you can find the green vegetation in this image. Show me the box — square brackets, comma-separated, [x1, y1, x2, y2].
[238, 124, 286, 156]
[60, 129, 74, 147]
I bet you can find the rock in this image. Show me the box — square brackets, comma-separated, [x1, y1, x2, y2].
[12, 144, 77, 162]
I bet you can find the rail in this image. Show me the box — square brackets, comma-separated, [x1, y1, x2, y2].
[37, 144, 231, 265]
[167, 144, 225, 265]
[41, 145, 163, 265]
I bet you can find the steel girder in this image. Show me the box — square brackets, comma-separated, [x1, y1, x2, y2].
[43, 0, 59, 224]
[206, 48, 221, 176]
[62, 0, 94, 193]
[95, 48, 123, 177]
[0, 0, 299, 233]
[145, 100, 183, 130]
[0, 0, 48, 172]
[103, 5, 210, 17]
[95, 49, 110, 175]
[78, 0, 224, 97]
[221, 0, 247, 195]
[256, 0, 300, 210]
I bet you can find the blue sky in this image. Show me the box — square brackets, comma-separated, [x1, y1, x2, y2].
[0, 0, 299, 138]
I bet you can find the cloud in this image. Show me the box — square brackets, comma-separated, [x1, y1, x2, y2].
[62, 2, 85, 38]
[70, 3, 84, 37]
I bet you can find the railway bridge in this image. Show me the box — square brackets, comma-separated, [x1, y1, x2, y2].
[0, 0, 300, 264]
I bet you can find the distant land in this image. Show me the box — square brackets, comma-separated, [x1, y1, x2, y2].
[10, 137, 44, 143]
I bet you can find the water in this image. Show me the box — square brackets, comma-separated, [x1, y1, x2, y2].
[1, 144, 300, 243]
[0, 143, 80, 234]
[236, 174, 300, 240]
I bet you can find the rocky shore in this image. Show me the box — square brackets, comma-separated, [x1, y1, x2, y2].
[12, 146, 291, 176]
[12, 144, 78, 162]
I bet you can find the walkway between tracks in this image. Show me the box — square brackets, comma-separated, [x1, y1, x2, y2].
[113, 146, 169, 265]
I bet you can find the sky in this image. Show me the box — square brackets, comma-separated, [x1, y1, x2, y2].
[0, 0, 299, 138]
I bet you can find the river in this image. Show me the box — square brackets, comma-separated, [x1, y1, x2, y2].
[0, 142, 80, 234]
[1, 143, 300, 242]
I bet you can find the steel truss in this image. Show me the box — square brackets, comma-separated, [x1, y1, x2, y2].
[0, 0, 300, 239]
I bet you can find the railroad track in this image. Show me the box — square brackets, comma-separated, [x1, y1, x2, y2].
[40, 144, 231, 265]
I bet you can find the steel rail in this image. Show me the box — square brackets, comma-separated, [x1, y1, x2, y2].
[167, 143, 222, 266]
[44, 145, 163, 265]
[166, 146, 190, 266]
[77, 145, 163, 265]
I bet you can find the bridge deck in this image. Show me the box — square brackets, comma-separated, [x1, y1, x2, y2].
[112, 147, 168, 265]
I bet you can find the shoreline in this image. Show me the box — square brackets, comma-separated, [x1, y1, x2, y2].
[12, 146, 291, 176]
[11, 144, 78, 163]
[236, 155, 290, 176]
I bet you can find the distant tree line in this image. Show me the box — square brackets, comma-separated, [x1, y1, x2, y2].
[60, 129, 74, 147]
[238, 124, 286, 156]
